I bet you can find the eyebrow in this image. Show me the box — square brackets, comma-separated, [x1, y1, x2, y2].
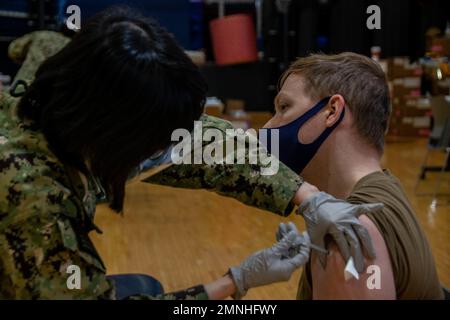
[276, 92, 293, 104]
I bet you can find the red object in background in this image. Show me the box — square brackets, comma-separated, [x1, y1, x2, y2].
[210, 14, 258, 66]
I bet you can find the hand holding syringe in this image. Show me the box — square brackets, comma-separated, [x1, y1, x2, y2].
[276, 222, 360, 281]
[276, 222, 328, 258]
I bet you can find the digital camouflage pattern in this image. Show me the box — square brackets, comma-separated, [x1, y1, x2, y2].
[8, 31, 70, 86]
[143, 115, 304, 216]
[0, 31, 302, 299]
[0, 85, 115, 299]
[1, 31, 209, 299]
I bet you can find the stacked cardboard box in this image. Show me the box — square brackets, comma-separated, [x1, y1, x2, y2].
[386, 57, 431, 138]
[431, 36, 450, 57]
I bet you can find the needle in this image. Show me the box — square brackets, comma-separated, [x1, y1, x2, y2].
[309, 243, 329, 255]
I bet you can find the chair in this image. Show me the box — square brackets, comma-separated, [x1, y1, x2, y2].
[415, 95, 450, 203]
[107, 274, 164, 300]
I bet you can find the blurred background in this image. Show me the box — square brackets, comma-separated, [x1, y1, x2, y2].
[0, 0, 449, 299]
[1, 0, 449, 115]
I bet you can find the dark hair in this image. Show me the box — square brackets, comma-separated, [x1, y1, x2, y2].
[281, 52, 390, 152]
[17, 7, 206, 212]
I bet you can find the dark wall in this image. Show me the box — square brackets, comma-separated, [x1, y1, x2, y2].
[1, 0, 448, 112]
[280, 0, 449, 60]
[0, 0, 197, 78]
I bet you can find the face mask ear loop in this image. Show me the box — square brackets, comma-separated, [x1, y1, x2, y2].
[298, 103, 346, 147]
[259, 96, 332, 149]
[9, 80, 29, 98]
[269, 96, 332, 131]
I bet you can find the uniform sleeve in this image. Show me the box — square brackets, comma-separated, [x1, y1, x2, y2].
[8, 32, 33, 63]
[142, 114, 303, 216]
[8, 31, 70, 85]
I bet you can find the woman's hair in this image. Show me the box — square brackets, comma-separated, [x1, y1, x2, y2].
[17, 7, 207, 212]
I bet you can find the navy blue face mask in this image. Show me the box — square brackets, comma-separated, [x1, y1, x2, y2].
[260, 96, 345, 174]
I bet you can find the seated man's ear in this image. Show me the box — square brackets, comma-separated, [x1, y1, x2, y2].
[325, 94, 345, 127]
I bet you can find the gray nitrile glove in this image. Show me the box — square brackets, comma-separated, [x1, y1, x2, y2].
[298, 192, 384, 273]
[276, 222, 310, 258]
[229, 231, 310, 299]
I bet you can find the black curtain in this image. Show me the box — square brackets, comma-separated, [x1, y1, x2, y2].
[288, 0, 449, 60]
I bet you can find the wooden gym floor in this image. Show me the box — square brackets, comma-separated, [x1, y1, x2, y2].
[91, 139, 449, 299]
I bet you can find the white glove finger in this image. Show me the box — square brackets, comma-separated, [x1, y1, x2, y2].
[287, 246, 310, 268]
[309, 229, 328, 270]
[301, 231, 311, 246]
[292, 230, 309, 247]
[287, 221, 300, 234]
[344, 228, 365, 273]
[276, 223, 287, 242]
[353, 223, 376, 260]
[273, 230, 297, 255]
[329, 226, 351, 263]
[299, 242, 311, 257]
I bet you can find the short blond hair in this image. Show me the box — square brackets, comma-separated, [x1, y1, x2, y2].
[280, 52, 391, 151]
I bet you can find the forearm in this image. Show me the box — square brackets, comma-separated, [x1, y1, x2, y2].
[142, 276, 236, 300]
[292, 181, 320, 206]
[204, 275, 237, 300]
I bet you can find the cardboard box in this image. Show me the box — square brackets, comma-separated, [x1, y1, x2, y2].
[388, 57, 408, 79]
[392, 78, 422, 97]
[387, 98, 431, 137]
[400, 124, 430, 137]
[388, 57, 423, 79]
[400, 96, 431, 117]
[431, 37, 450, 57]
[389, 122, 430, 137]
[401, 116, 430, 128]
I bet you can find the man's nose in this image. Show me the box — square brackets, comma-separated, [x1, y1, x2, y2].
[262, 117, 277, 129]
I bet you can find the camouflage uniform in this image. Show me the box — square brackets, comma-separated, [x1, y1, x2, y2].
[144, 115, 303, 216]
[8, 31, 70, 86]
[0, 31, 302, 299]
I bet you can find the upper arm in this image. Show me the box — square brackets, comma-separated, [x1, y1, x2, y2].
[311, 215, 396, 300]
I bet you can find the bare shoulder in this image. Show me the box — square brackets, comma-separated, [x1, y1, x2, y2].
[311, 215, 396, 299]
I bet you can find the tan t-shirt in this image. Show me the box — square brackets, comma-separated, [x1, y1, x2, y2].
[298, 170, 444, 300]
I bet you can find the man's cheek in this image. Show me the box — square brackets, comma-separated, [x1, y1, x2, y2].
[298, 114, 327, 144]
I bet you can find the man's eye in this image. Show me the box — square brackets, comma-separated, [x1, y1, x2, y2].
[279, 104, 289, 112]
